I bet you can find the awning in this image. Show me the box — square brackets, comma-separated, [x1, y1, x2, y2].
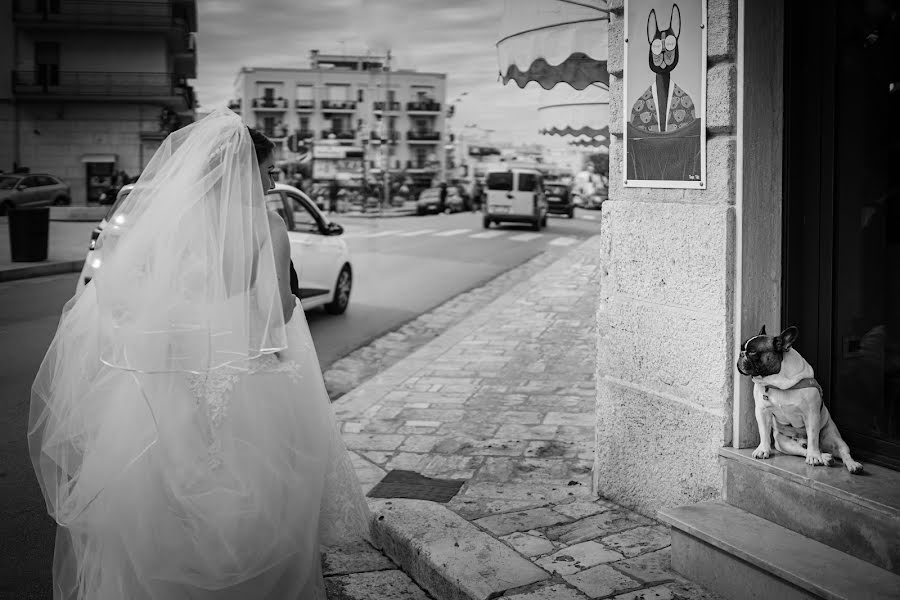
[537, 83, 609, 138]
[80, 154, 117, 163]
[497, 0, 610, 90]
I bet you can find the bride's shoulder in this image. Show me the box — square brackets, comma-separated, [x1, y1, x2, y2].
[266, 209, 287, 232]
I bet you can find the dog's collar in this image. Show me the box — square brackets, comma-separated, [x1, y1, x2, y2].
[763, 377, 821, 397]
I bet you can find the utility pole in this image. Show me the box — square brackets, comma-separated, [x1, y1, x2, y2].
[382, 49, 391, 212]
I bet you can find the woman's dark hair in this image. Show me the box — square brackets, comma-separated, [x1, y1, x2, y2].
[246, 126, 275, 163]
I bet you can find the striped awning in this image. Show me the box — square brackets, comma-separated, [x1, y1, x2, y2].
[497, 0, 610, 90]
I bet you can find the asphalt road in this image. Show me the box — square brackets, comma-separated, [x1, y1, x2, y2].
[0, 208, 601, 598]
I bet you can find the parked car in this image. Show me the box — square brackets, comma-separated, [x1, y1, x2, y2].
[0, 173, 71, 215]
[416, 186, 464, 215]
[483, 167, 548, 231]
[544, 182, 575, 218]
[77, 183, 353, 315]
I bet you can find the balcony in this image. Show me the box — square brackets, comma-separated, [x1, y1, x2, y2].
[13, 70, 194, 109]
[406, 100, 441, 113]
[369, 131, 400, 144]
[295, 99, 315, 111]
[252, 97, 288, 110]
[406, 160, 436, 172]
[13, 0, 197, 33]
[321, 130, 356, 140]
[321, 100, 357, 112]
[373, 101, 401, 112]
[407, 131, 441, 143]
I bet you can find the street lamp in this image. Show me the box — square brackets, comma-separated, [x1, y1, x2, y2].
[444, 92, 468, 182]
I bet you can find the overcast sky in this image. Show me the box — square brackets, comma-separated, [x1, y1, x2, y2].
[194, 0, 550, 145]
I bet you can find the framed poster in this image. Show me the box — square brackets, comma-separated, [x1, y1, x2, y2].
[623, 0, 706, 188]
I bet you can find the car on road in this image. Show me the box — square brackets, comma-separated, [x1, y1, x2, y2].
[483, 166, 548, 231]
[77, 183, 353, 315]
[0, 173, 71, 215]
[416, 186, 464, 215]
[544, 181, 575, 218]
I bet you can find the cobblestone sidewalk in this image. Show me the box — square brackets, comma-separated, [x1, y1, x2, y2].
[323, 245, 573, 400]
[331, 237, 721, 599]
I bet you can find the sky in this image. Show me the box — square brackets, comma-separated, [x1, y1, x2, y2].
[194, 0, 554, 146]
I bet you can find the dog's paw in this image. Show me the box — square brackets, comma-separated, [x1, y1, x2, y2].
[806, 452, 830, 466]
[820, 453, 834, 466]
[845, 459, 864, 474]
[752, 445, 771, 460]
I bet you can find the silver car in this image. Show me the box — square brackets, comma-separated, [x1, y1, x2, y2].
[0, 173, 71, 215]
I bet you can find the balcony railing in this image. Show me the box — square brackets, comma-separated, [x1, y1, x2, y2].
[321, 100, 357, 110]
[373, 101, 401, 111]
[13, 0, 194, 29]
[406, 160, 434, 170]
[252, 97, 288, 109]
[407, 131, 441, 141]
[321, 130, 356, 140]
[13, 70, 193, 105]
[406, 100, 441, 112]
[369, 131, 400, 144]
[295, 99, 315, 110]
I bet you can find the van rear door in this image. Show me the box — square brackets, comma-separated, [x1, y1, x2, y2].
[485, 171, 513, 215]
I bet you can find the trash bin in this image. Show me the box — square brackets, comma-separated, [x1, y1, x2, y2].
[8, 206, 49, 262]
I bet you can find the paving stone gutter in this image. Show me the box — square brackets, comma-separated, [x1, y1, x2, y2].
[325, 237, 724, 600]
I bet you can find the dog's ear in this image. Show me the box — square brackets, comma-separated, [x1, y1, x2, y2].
[647, 9, 659, 44]
[757, 324, 767, 336]
[774, 326, 799, 352]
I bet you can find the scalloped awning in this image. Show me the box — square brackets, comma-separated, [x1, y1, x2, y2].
[497, 0, 610, 90]
[537, 84, 609, 138]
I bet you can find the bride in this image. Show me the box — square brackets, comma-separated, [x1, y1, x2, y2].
[28, 109, 371, 599]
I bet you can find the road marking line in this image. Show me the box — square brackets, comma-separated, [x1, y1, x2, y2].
[363, 229, 402, 238]
[469, 231, 507, 239]
[582, 214, 597, 220]
[509, 233, 543, 242]
[434, 228, 472, 237]
[549, 236, 577, 246]
[397, 229, 436, 237]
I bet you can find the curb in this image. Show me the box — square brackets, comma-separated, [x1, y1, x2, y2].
[369, 499, 549, 600]
[0, 259, 85, 282]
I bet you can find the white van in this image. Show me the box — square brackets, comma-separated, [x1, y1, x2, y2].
[483, 166, 548, 231]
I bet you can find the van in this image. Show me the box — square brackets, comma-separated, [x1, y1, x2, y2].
[483, 167, 548, 231]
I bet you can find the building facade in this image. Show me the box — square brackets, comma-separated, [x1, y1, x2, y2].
[598, 0, 898, 594]
[2, 0, 197, 205]
[229, 52, 447, 184]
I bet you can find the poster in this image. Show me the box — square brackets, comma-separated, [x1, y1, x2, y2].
[623, 0, 706, 188]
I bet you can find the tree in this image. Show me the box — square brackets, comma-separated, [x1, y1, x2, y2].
[584, 152, 609, 176]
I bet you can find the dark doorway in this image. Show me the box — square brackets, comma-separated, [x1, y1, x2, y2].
[784, 0, 900, 469]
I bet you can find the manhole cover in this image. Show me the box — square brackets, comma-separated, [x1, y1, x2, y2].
[366, 469, 466, 503]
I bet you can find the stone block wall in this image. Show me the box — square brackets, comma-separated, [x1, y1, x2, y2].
[594, 0, 739, 517]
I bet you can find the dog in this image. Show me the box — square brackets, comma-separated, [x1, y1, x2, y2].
[737, 325, 863, 474]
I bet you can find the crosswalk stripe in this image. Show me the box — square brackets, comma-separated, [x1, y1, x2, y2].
[582, 214, 597, 220]
[469, 231, 507, 239]
[549, 236, 577, 246]
[397, 229, 436, 237]
[363, 229, 402, 238]
[509, 233, 543, 242]
[434, 228, 472, 237]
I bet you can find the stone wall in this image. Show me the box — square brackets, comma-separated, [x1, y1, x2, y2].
[594, 0, 738, 517]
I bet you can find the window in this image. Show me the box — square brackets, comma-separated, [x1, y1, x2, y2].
[415, 147, 428, 168]
[296, 85, 313, 100]
[299, 116, 309, 133]
[20, 176, 39, 189]
[387, 90, 396, 104]
[518, 173, 538, 192]
[415, 118, 428, 133]
[35, 42, 59, 86]
[486, 172, 513, 191]
[262, 117, 275, 136]
[288, 194, 321, 233]
[36, 175, 57, 186]
[327, 85, 349, 101]
[357, 89, 364, 102]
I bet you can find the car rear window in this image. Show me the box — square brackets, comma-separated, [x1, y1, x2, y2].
[518, 173, 539, 192]
[486, 172, 513, 191]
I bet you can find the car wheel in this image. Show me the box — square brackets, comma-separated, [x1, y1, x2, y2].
[482, 215, 491, 229]
[567, 207, 575, 218]
[531, 217, 540, 231]
[540, 215, 548, 228]
[325, 265, 352, 315]
[0, 200, 12, 216]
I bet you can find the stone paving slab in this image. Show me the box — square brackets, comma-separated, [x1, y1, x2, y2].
[328, 237, 723, 600]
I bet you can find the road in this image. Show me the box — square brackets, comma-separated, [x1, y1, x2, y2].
[0, 208, 600, 598]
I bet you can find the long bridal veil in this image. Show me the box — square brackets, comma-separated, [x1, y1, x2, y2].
[28, 109, 370, 599]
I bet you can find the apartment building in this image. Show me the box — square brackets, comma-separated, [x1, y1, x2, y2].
[229, 51, 447, 183]
[1, 0, 197, 204]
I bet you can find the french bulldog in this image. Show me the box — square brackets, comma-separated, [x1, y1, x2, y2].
[737, 325, 863, 474]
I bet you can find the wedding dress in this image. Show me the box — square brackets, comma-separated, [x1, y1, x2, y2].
[28, 109, 370, 599]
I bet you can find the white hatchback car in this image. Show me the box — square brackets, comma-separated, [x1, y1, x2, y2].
[77, 183, 353, 314]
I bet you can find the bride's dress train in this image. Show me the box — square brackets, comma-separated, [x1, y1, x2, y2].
[31, 291, 371, 599]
